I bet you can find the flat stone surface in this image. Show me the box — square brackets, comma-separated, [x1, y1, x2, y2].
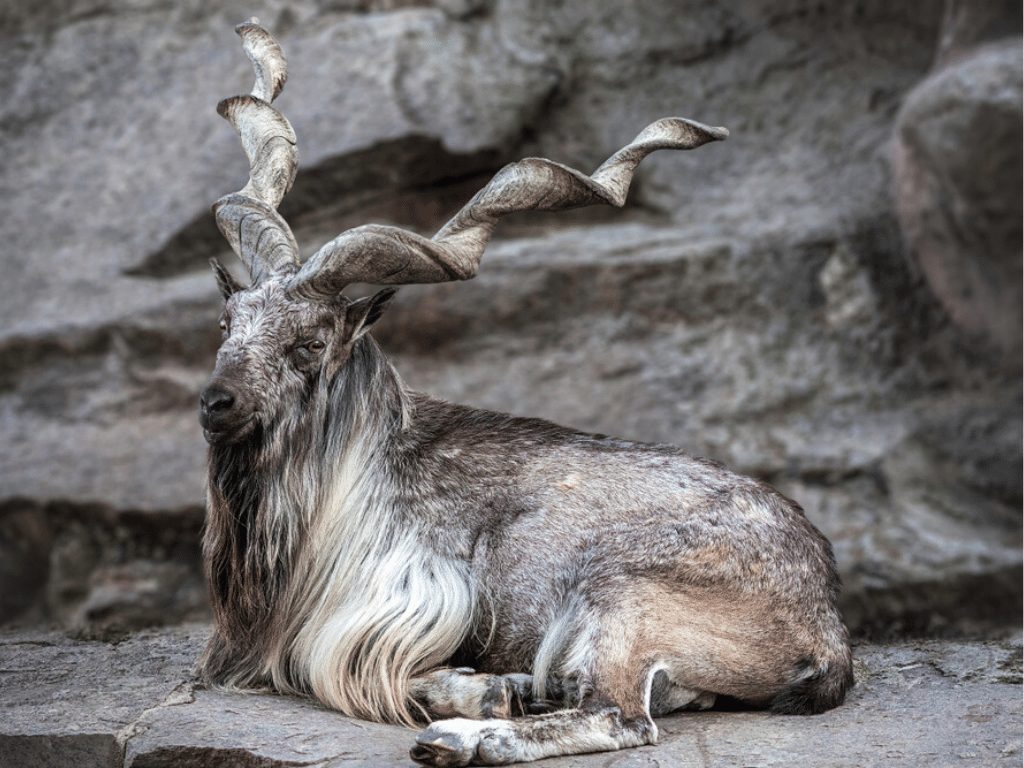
[0, 626, 203, 768]
[0, 627, 1020, 767]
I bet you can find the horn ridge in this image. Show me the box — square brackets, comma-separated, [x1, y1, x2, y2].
[288, 117, 727, 298]
[212, 19, 299, 283]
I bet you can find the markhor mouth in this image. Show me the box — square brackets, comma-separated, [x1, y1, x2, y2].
[203, 414, 257, 445]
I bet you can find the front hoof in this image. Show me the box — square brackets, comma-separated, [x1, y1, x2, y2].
[411, 722, 479, 767]
[477, 727, 517, 764]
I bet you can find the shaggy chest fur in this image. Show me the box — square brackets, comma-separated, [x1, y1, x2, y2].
[200, 340, 478, 724]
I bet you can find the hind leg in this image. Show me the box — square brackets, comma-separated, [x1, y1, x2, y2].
[649, 669, 717, 715]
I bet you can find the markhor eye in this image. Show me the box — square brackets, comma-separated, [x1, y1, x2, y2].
[219, 318, 228, 333]
[306, 340, 325, 352]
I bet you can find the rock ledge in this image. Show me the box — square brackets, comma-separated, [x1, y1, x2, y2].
[0, 626, 1020, 767]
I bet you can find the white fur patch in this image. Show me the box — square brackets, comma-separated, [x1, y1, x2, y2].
[258, 404, 475, 725]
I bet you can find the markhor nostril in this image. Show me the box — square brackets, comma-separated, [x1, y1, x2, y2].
[201, 386, 235, 413]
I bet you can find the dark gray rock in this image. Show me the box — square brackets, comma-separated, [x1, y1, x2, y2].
[893, 37, 1023, 360]
[124, 688, 414, 768]
[0, 500, 206, 636]
[0, 0, 1019, 637]
[0, 627, 1020, 767]
[0, 626, 204, 768]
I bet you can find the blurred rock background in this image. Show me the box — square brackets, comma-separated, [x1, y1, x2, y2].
[0, 0, 1019, 640]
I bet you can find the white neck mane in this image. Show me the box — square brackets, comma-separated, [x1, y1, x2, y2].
[206, 338, 476, 725]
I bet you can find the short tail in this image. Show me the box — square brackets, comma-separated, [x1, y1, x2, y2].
[770, 653, 854, 715]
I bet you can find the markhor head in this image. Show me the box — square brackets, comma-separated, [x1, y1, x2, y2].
[199, 17, 727, 447]
[199, 272, 395, 446]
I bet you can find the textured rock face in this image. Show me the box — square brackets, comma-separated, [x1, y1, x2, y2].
[893, 38, 1023, 359]
[0, 628, 1021, 767]
[0, 1, 1020, 637]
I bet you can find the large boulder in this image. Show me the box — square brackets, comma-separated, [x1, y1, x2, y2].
[893, 38, 1023, 361]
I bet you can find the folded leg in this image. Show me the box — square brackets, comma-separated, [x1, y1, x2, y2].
[410, 668, 543, 720]
[410, 648, 656, 768]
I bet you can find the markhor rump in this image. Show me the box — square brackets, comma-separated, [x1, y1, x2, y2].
[197, 18, 853, 767]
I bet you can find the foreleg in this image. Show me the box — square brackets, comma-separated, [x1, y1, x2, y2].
[410, 705, 655, 767]
[410, 668, 547, 721]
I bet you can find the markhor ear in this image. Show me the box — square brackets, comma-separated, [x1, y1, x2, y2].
[344, 288, 398, 343]
[210, 258, 245, 300]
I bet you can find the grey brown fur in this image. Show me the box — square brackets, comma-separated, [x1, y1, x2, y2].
[197, 19, 853, 766]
